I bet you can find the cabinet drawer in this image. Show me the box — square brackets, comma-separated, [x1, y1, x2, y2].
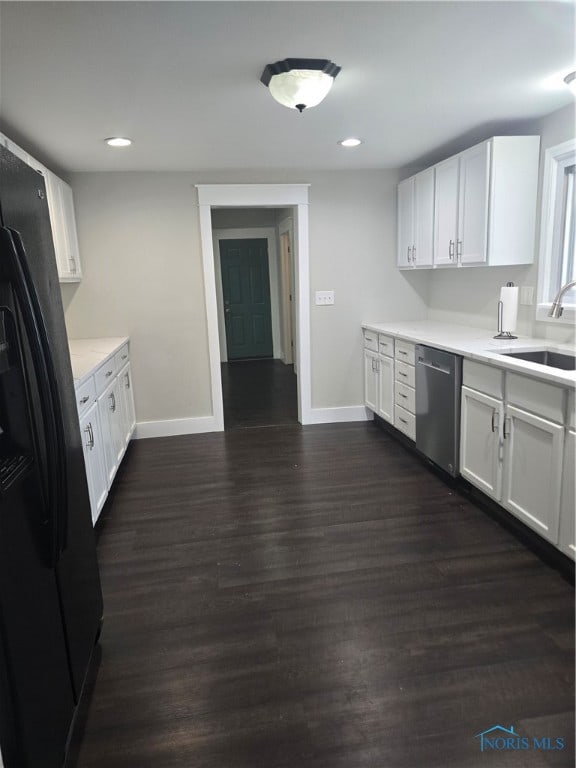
[395, 340, 415, 365]
[463, 359, 504, 399]
[94, 357, 118, 396]
[75, 376, 96, 417]
[395, 381, 415, 414]
[378, 334, 394, 358]
[115, 343, 130, 369]
[395, 360, 415, 388]
[395, 405, 416, 441]
[363, 329, 378, 352]
[506, 373, 565, 424]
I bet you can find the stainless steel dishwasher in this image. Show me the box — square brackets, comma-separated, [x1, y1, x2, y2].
[415, 345, 463, 477]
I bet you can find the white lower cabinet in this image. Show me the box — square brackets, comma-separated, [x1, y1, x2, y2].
[502, 404, 564, 544]
[363, 341, 395, 425]
[460, 363, 568, 549]
[74, 339, 136, 524]
[364, 350, 379, 413]
[460, 386, 503, 500]
[118, 363, 136, 446]
[558, 430, 575, 560]
[79, 403, 108, 524]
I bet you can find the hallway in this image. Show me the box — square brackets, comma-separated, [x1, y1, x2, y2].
[221, 359, 298, 429]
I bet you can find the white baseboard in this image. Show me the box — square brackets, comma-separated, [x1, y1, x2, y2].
[134, 415, 221, 439]
[304, 406, 374, 425]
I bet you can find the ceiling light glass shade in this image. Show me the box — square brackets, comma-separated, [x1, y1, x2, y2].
[261, 59, 341, 112]
[564, 71, 576, 94]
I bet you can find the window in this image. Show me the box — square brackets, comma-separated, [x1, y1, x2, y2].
[537, 138, 576, 322]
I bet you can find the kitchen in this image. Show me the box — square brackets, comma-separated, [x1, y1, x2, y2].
[0, 2, 574, 767]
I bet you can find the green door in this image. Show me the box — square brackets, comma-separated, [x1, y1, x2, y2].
[220, 239, 273, 360]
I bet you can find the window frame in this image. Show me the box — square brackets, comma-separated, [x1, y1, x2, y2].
[537, 138, 576, 324]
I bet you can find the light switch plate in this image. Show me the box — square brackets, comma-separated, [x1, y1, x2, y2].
[315, 291, 335, 305]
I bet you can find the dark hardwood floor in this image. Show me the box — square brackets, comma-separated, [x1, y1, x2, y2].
[76, 423, 574, 768]
[221, 360, 297, 429]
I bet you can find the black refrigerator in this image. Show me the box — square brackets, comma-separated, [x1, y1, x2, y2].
[0, 145, 103, 767]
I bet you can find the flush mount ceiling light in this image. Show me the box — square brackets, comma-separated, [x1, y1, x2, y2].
[564, 71, 576, 94]
[105, 137, 132, 147]
[260, 58, 341, 113]
[338, 138, 362, 148]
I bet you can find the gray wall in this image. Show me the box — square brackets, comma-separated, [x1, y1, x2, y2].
[425, 104, 576, 343]
[62, 169, 428, 424]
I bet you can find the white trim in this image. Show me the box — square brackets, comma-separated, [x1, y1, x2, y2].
[134, 416, 219, 439]
[536, 138, 576, 326]
[212, 227, 282, 361]
[306, 406, 373, 425]
[196, 184, 312, 426]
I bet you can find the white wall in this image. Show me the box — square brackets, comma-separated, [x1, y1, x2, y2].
[425, 104, 575, 344]
[63, 169, 428, 426]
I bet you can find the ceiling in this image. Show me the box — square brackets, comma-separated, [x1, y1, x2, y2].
[0, 1, 573, 173]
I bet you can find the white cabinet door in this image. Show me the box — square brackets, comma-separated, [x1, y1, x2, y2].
[502, 404, 564, 544]
[558, 429, 575, 560]
[364, 350, 379, 413]
[44, 169, 82, 282]
[97, 377, 125, 488]
[376, 355, 394, 423]
[458, 141, 490, 265]
[413, 167, 434, 267]
[79, 402, 108, 524]
[118, 363, 136, 446]
[434, 156, 459, 265]
[460, 386, 503, 500]
[397, 177, 414, 268]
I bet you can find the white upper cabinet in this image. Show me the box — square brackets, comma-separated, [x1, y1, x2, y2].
[0, 131, 82, 283]
[397, 168, 434, 268]
[43, 170, 82, 282]
[399, 135, 540, 270]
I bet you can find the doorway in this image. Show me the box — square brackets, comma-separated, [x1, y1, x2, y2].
[196, 184, 311, 431]
[213, 219, 297, 430]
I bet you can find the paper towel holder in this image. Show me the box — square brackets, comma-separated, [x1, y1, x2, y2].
[494, 281, 518, 339]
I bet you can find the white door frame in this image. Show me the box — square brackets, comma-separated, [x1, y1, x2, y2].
[196, 184, 311, 430]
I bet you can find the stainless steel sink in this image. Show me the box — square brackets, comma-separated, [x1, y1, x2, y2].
[500, 350, 576, 370]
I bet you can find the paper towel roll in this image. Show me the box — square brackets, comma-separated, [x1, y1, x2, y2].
[500, 285, 519, 333]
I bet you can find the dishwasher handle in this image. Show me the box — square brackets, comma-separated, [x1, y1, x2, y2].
[416, 357, 451, 375]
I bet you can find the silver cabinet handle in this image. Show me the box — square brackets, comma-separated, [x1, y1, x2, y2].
[69, 258, 77, 274]
[398, 393, 408, 399]
[398, 416, 408, 425]
[105, 370, 113, 378]
[84, 423, 94, 449]
[109, 392, 116, 412]
[122, 354, 128, 360]
[412, 245, 416, 263]
[503, 416, 511, 439]
[457, 239, 462, 259]
[398, 372, 408, 378]
[398, 350, 408, 356]
[125, 372, 131, 389]
[79, 395, 89, 405]
[449, 240, 455, 259]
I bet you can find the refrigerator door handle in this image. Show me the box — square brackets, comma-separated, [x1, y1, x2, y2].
[1, 226, 68, 563]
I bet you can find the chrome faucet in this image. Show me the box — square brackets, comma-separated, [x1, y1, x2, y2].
[548, 279, 576, 318]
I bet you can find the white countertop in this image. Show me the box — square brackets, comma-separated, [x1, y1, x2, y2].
[361, 321, 576, 387]
[68, 337, 129, 384]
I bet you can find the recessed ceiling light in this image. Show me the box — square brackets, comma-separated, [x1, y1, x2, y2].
[105, 137, 132, 148]
[338, 138, 362, 148]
